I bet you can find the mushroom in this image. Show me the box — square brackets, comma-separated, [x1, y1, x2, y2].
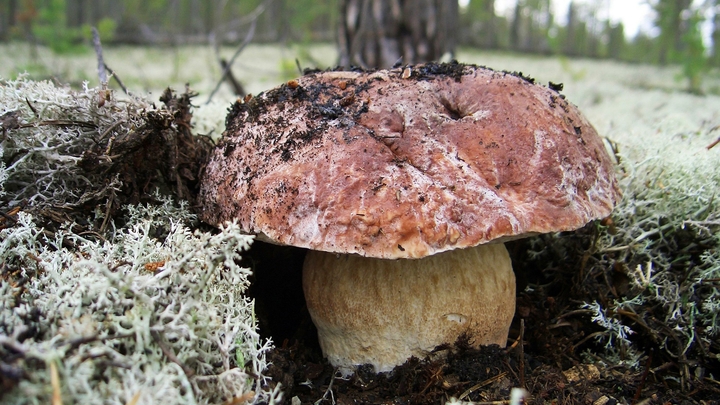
[199, 63, 621, 374]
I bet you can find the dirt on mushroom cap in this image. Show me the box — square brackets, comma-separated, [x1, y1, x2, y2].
[199, 62, 621, 259]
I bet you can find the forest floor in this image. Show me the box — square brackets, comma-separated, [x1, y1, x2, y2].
[2, 43, 719, 404]
[248, 233, 720, 405]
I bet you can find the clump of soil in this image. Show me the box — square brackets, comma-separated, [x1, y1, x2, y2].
[1, 85, 213, 236]
[76, 88, 213, 218]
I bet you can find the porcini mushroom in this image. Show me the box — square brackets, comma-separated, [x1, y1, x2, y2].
[199, 62, 621, 374]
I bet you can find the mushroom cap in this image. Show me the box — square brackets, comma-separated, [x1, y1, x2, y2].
[199, 63, 621, 259]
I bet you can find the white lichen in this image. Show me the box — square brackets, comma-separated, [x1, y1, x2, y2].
[1, 76, 279, 405]
[1, 206, 280, 405]
[0, 75, 149, 208]
[581, 301, 634, 350]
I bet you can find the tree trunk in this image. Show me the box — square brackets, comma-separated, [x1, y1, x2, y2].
[509, 2, 522, 51]
[465, 0, 498, 49]
[606, 21, 625, 60]
[267, 0, 290, 43]
[564, 1, 576, 56]
[482, 0, 497, 49]
[655, 0, 692, 64]
[0, 0, 18, 39]
[337, 0, 458, 69]
[712, 10, 720, 67]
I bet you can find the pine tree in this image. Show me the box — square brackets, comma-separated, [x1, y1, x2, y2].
[337, 0, 458, 68]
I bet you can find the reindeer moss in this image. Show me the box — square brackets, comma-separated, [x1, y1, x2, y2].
[1, 77, 280, 405]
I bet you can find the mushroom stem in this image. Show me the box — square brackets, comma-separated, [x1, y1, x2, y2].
[302, 243, 516, 374]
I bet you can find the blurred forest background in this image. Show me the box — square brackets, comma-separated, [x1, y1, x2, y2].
[0, 0, 718, 92]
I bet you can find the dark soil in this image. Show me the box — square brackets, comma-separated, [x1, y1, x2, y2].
[246, 235, 720, 405]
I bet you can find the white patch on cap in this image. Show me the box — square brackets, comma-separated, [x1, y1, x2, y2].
[444, 313, 468, 324]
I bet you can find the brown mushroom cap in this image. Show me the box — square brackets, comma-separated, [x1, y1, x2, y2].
[199, 63, 621, 259]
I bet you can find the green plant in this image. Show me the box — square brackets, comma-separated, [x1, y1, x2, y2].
[678, 10, 707, 94]
[80, 17, 117, 44]
[279, 57, 300, 81]
[31, 0, 87, 54]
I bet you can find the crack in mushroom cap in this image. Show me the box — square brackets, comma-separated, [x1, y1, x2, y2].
[199, 63, 621, 259]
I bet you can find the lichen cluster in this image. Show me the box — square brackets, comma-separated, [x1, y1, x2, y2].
[1, 77, 278, 404]
[582, 78, 720, 376]
[518, 125, 720, 383]
[0, 76, 126, 208]
[592, 148, 719, 367]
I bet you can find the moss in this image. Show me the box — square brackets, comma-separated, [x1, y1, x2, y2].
[1, 206, 280, 404]
[0, 77, 280, 404]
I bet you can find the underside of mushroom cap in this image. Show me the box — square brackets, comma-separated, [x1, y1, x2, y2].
[199, 63, 621, 259]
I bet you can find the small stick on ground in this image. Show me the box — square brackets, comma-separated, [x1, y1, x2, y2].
[99, 187, 115, 234]
[103, 63, 130, 95]
[707, 125, 720, 150]
[151, 330, 195, 378]
[206, 19, 257, 104]
[459, 372, 509, 400]
[50, 360, 62, 405]
[632, 350, 653, 404]
[0, 207, 19, 225]
[707, 137, 720, 150]
[571, 331, 605, 352]
[25, 98, 38, 116]
[220, 58, 246, 97]
[314, 368, 339, 405]
[92, 26, 130, 95]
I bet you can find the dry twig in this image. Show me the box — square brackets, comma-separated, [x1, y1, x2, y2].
[50, 361, 62, 405]
[459, 372, 508, 400]
[150, 330, 195, 378]
[91, 27, 107, 85]
[206, 1, 267, 104]
[519, 319, 525, 389]
[103, 63, 130, 95]
[314, 368, 340, 405]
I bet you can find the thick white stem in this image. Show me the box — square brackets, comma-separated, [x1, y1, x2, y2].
[302, 243, 516, 374]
